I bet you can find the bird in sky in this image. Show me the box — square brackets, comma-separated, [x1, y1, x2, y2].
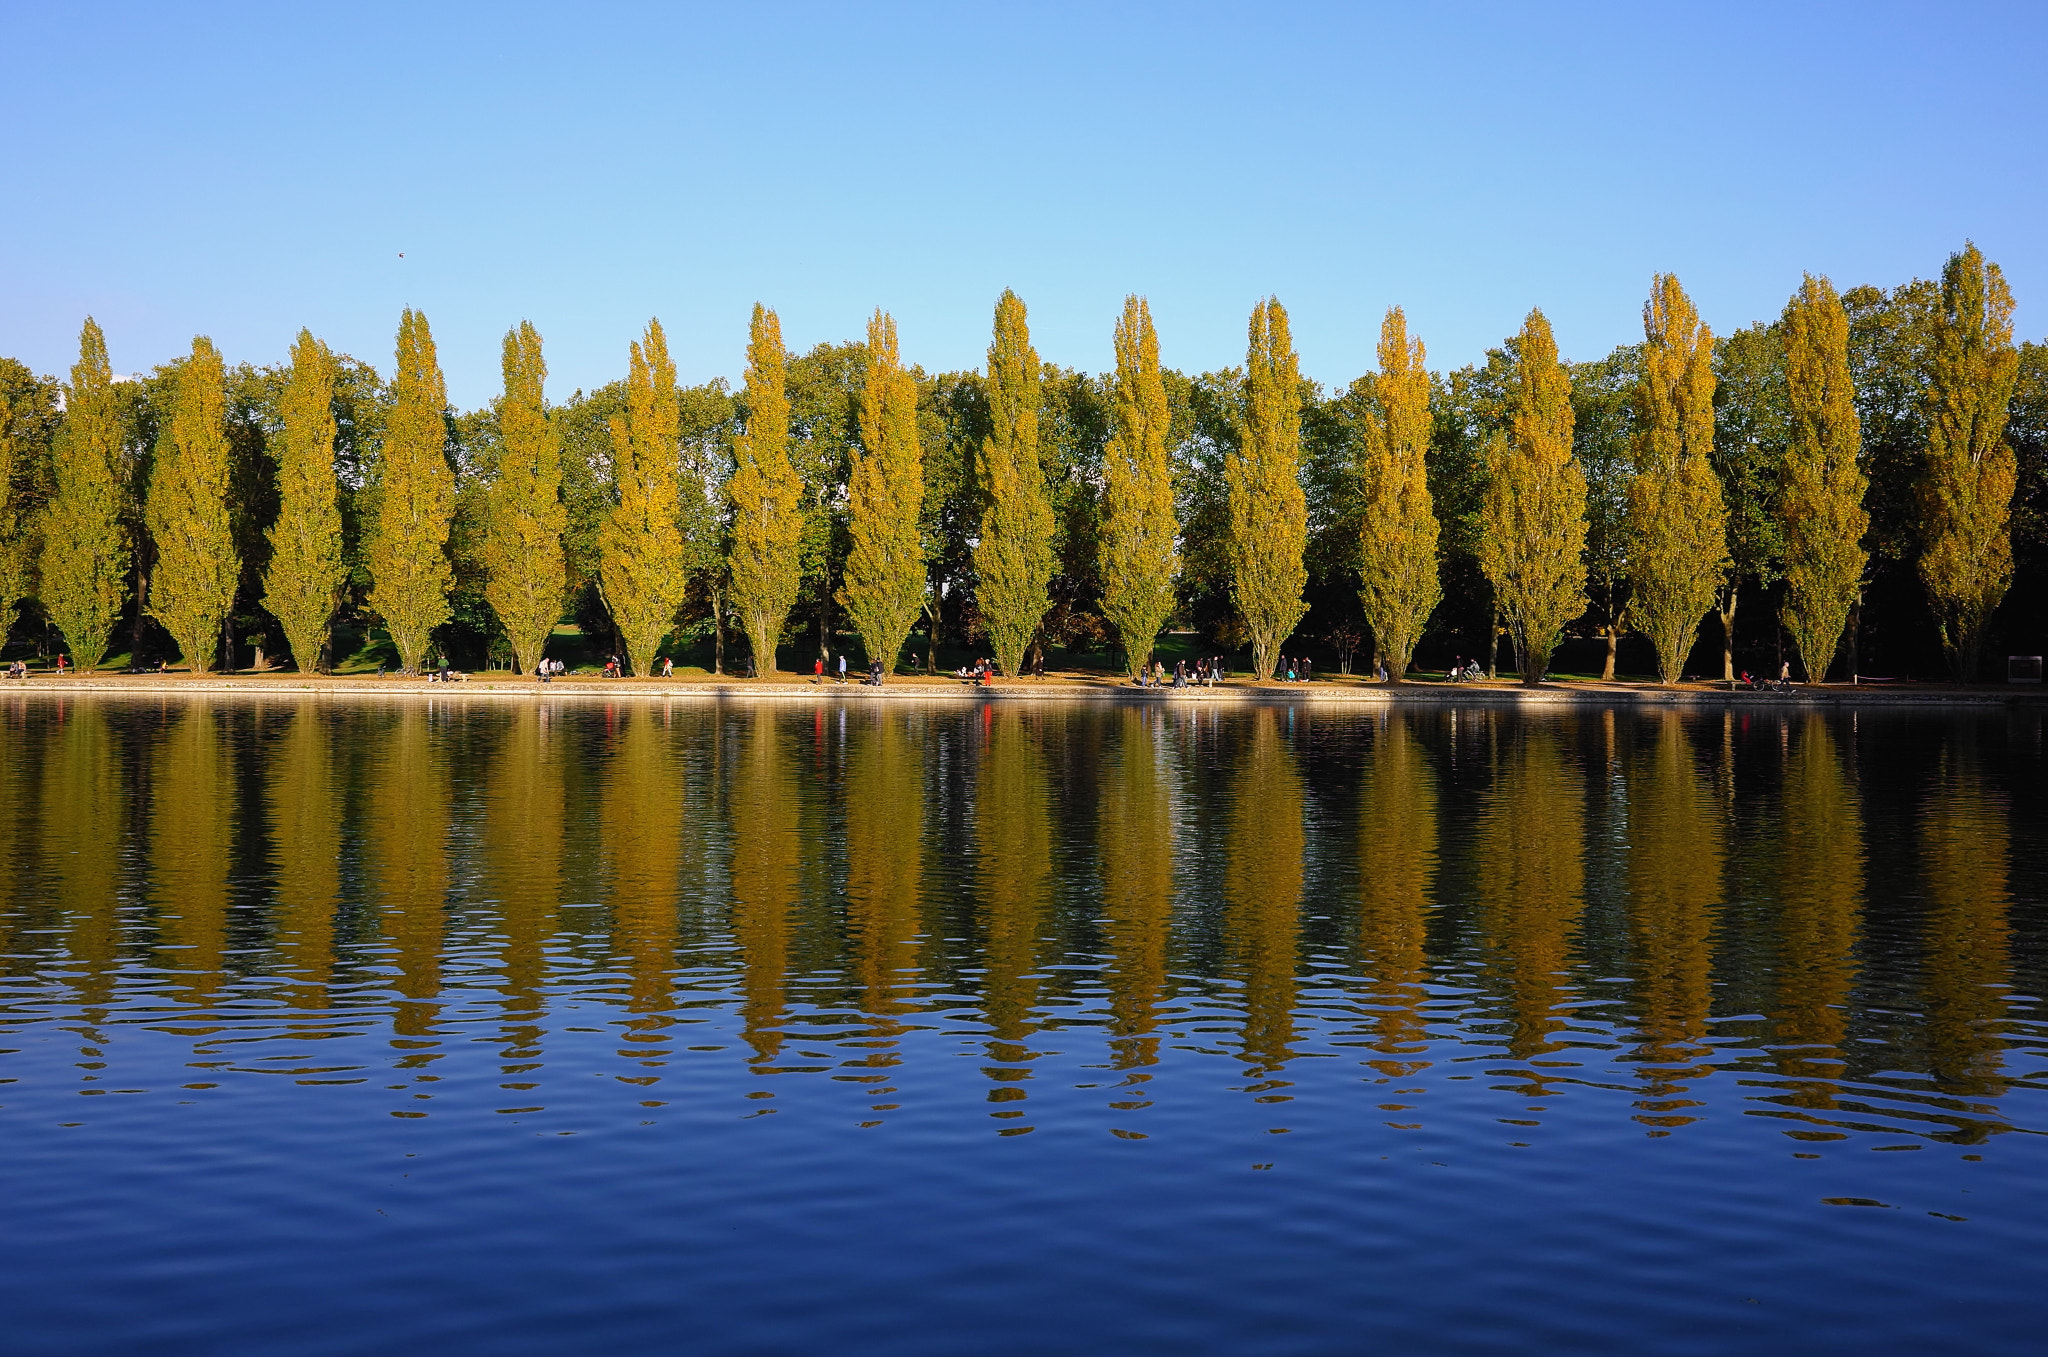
[398, 252, 405, 258]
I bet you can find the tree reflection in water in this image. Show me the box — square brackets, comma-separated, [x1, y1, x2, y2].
[1473, 715, 1586, 1080]
[1622, 711, 1723, 1132]
[975, 704, 1052, 1127]
[0, 695, 2034, 1154]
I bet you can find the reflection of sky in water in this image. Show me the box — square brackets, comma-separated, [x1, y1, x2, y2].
[3, 695, 2046, 1354]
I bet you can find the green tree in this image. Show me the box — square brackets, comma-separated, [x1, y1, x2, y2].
[483, 321, 567, 674]
[1098, 296, 1177, 676]
[974, 289, 1053, 679]
[1035, 364, 1111, 670]
[1356, 306, 1440, 680]
[675, 383, 736, 670]
[1478, 309, 1586, 685]
[840, 310, 925, 676]
[1627, 275, 1727, 684]
[1229, 297, 1309, 680]
[1428, 359, 1509, 673]
[42, 318, 129, 667]
[2012, 342, 2048, 646]
[782, 340, 864, 663]
[1710, 323, 1790, 680]
[1569, 345, 1640, 678]
[916, 368, 990, 670]
[727, 305, 804, 674]
[264, 330, 346, 672]
[0, 362, 60, 621]
[1779, 274, 1868, 683]
[598, 319, 688, 674]
[367, 308, 455, 673]
[1918, 242, 2019, 681]
[146, 336, 238, 670]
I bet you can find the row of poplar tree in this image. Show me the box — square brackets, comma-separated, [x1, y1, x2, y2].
[0, 242, 2038, 684]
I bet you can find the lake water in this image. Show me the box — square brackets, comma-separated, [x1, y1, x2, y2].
[2, 692, 2045, 1355]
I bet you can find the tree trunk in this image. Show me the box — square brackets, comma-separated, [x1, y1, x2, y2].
[817, 563, 832, 663]
[131, 565, 149, 668]
[1601, 627, 1618, 681]
[1717, 587, 1738, 684]
[1485, 606, 1499, 681]
[1846, 592, 1861, 685]
[712, 583, 724, 675]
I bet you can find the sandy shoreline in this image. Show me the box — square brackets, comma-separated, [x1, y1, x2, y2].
[3, 672, 2039, 707]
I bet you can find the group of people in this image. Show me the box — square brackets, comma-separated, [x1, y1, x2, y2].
[589, 654, 679, 679]
[1134, 657, 1230, 688]
[1445, 658, 1486, 682]
[1736, 662, 1795, 692]
[806, 652, 890, 685]
[1271, 655, 1313, 683]
[5, 660, 28, 680]
[954, 658, 998, 685]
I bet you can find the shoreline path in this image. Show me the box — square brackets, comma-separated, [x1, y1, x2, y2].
[4, 673, 2039, 708]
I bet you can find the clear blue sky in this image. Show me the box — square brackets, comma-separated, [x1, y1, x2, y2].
[6, 2, 2043, 407]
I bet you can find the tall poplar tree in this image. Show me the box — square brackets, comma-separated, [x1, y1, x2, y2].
[1098, 295, 1178, 677]
[146, 336, 238, 671]
[484, 321, 566, 674]
[840, 310, 924, 677]
[727, 305, 804, 674]
[975, 289, 1053, 680]
[1356, 306, 1440, 681]
[368, 308, 455, 673]
[1627, 274, 1728, 684]
[1779, 274, 1867, 684]
[1478, 309, 1586, 685]
[42, 318, 128, 667]
[1918, 242, 2018, 682]
[263, 330, 345, 672]
[1229, 297, 1308, 680]
[598, 319, 687, 674]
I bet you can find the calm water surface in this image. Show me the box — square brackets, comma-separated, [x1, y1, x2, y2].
[3, 693, 2046, 1354]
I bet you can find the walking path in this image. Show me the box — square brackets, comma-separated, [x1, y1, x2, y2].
[6, 671, 2040, 707]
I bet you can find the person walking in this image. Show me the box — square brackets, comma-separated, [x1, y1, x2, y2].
[837, 653, 848, 684]
[813, 657, 825, 684]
